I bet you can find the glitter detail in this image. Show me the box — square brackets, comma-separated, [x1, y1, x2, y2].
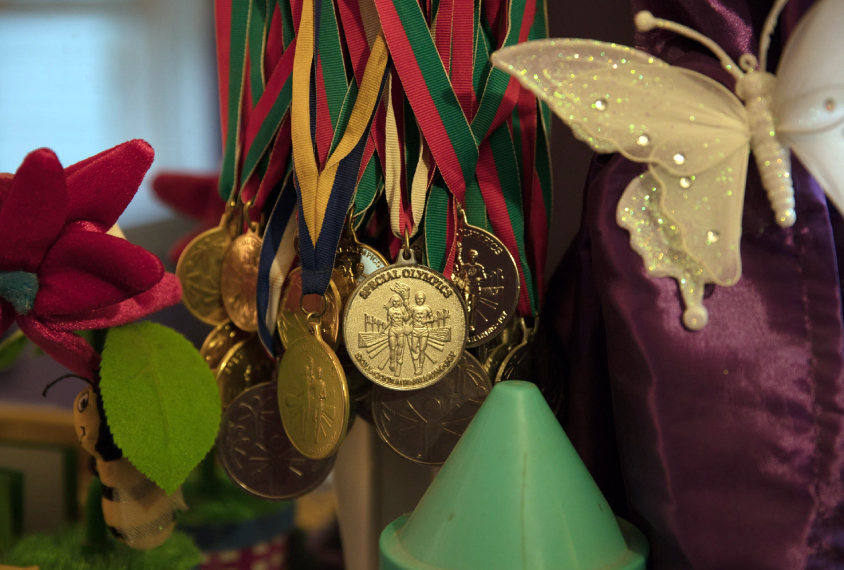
[673, 153, 686, 165]
[707, 230, 720, 244]
[679, 177, 691, 188]
[637, 134, 650, 146]
[594, 99, 608, 111]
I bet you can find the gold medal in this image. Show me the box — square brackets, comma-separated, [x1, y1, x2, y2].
[343, 249, 468, 391]
[277, 324, 350, 459]
[277, 267, 342, 349]
[371, 351, 491, 464]
[176, 213, 232, 325]
[200, 320, 252, 371]
[220, 221, 262, 332]
[475, 315, 521, 380]
[216, 335, 276, 409]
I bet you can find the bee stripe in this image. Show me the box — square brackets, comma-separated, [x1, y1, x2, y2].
[101, 479, 158, 503]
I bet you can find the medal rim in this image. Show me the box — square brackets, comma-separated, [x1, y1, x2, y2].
[217, 382, 336, 500]
[215, 335, 276, 409]
[460, 223, 521, 348]
[277, 330, 350, 459]
[176, 224, 230, 325]
[342, 260, 469, 391]
[200, 319, 251, 372]
[371, 351, 490, 465]
[220, 231, 263, 333]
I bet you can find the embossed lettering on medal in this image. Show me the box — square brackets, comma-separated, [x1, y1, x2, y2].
[371, 351, 491, 464]
[217, 383, 335, 500]
[176, 220, 230, 325]
[453, 224, 520, 347]
[220, 230, 262, 332]
[343, 252, 468, 391]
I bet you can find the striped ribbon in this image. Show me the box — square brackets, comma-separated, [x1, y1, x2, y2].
[292, 0, 389, 296]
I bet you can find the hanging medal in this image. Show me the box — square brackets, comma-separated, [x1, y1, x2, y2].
[200, 319, 252, 371]
[277, 0, 389, 458]
[370, 351, 491, 465]
[343, 68, 469, 391]
[452, 206, 520, 347]
[219, 199, 263, 332]
[176, 203, 239, 325]
[216, 334, 276, 409]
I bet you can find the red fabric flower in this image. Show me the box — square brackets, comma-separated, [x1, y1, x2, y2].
[0, 140, 182, 377]
[152, 172, 225, 264]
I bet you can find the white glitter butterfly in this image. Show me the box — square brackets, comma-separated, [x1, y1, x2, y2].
[491, 0, 844, 330]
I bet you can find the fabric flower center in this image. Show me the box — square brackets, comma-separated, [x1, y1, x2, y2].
[0, 271, 39, 314]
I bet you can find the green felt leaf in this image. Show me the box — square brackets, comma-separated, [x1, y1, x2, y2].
[99, 322, 221, 494]
[0, 329, 29, 371]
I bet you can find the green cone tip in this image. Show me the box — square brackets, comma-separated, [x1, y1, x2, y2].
[379, 380, 648, 570]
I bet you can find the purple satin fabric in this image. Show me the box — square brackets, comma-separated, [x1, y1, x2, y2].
[548, 1, 844, 567]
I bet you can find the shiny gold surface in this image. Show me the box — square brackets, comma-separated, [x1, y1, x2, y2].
[220, 230, 262, 332]
[176, 223, 230, 325]
[277, 267, 342, 350]
[277, 326, 349, 459]
[200, 320, 252, 371]
[216, 335, 276, 409]
[343, 256, 468, 390]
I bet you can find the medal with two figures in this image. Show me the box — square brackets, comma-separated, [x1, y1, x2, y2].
[343, 251, 468, 391]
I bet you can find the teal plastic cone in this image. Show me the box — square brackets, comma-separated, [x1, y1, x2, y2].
[379, 381, 648, 570]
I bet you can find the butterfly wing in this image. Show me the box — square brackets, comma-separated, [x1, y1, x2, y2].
[492, 40, 750, 288]
[773, 0, 844, 214]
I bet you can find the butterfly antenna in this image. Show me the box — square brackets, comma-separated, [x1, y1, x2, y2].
[759, 0, 790, 70]
[635, 11, 744, 81]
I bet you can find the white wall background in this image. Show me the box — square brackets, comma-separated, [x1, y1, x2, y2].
[0, 0, 220, 228]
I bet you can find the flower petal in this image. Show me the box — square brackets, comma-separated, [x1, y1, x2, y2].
[152, 172, 223, 220]
[45, 273, 182, 331]
[17, 315, 99, 377]
[0, 149, 67, 272]
[35, 230, 164, 317]
[65, 140, 154, 230]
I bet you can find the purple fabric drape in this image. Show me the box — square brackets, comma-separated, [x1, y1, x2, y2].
[548, 1, 844, 567]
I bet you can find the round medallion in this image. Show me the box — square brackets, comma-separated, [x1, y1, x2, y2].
[371, 351, 491, 465]
[200, 320, 252, 371]
[217, 382, 335, 500]
[176, 225, 230, 325]
[220, 231, 262, 332]
[277, 267, 342, 350]
[343, 253, 468, 390]
[277, 327, 350, 459]
[216, 335, 276, 409]
[454, 225, 520, 347]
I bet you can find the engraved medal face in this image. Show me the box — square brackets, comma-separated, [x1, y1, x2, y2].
[220, 231, 262, 332]
[277, 267, 342, 349]
[343, 253, 468, 390]
[371, 351, 491, 465]
[176, 224, 230, 325]
[217, 382, 335, 500]
[217, 335, 276, 409]
[454, 225, 520, 347]
[277, 328, 350, 459]
[200, 320, 252, 371]
[357, 244, 388, 282]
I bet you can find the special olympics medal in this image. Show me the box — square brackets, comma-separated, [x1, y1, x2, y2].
[277, 325, 350, 459]
[200, 320, 251, 371]
[343, 250, 468, 391]
[216, 335, 276, 409]
[176, 216, 231, 325]
[454, 224, 520, 347]
[217, 383, 335, 500]
[371, 351, 491, 465]
[220, 228, 262, 332]
[277, 267, 342, 349]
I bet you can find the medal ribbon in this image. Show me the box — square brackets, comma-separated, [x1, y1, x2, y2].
[376, 0, 540, 315]
[292, 0, 389, 296]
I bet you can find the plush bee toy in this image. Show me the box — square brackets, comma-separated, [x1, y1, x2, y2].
[72, 384, 186, 550]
